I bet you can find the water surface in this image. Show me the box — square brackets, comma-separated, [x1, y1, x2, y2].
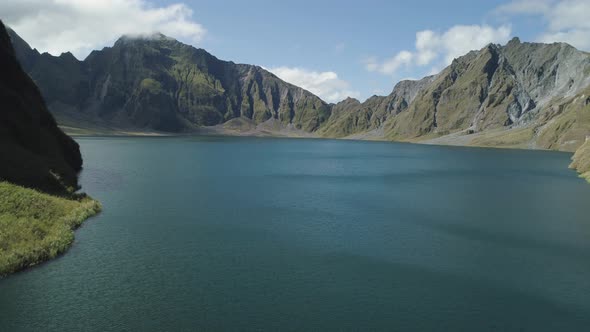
[1, 137, 590, 331]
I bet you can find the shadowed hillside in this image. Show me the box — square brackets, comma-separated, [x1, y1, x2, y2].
[0, 20, 101, 277]
[0, 21, 82, 193]
[7, 29, 330, 133]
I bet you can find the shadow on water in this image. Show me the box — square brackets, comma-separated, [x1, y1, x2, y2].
[264, 167, 571, 184]
[288, 251, 590, 332]
[397, 208, 590, 263]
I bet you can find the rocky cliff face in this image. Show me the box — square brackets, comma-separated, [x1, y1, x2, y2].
[7, 30, 330, 133]
[0, 21, 82, 193]
[379, 39, 590, 141]
[317, 76, 435, 138]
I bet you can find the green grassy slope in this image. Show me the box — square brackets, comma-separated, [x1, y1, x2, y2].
[571, 141, 590, 182]
[0, 182, 101, 277]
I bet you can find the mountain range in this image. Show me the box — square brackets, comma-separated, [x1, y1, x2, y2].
[8, 29, 330, 134]
[5, 27, 590, 180]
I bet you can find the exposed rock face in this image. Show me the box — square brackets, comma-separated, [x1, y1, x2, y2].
[7, 30, 330, 133]
[0, 21, 82, 193]
[318, 76, 436, 138]
[383, 39, 590, 140]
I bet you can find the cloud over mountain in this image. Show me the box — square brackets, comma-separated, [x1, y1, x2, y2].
[496, 0, 590, 50]
[0, 0, 206, 59]
[267, 67, 360, 103]
[365, 24, 512, 76]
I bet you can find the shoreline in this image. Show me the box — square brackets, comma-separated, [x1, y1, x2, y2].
[0, 182, 102, 278]
[64, 124, 573, 154]
[2, 132, 586, 278]
[65, 124, 590, 179]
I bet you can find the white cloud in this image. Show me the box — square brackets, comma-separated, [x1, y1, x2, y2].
[539, 30, 589, 49]
[1, 0, 206, 59]
[365, 51, 415, 75]
[267, 67, 360, 103]
[435, 25, 512, 64]
[495, 0, 553, 15]
[366, 24, 512, 76]
[546, 0, 590, 31]
[379, 51, 413, 75]
[415, 30, 438, 65]
[496, 0, 590, 50]
[363, 56, 379, 72]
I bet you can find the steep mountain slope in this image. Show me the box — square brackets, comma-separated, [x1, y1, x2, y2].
[319, 38, 590, 150]
[318, 76, 435, 138]
[7, 29, 330, 133]
[383, 38, 590, 144]
[0, 22, 83, 193]
[571, 140, 590, 182]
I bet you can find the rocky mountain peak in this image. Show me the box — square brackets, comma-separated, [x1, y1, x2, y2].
[6, 26, 330, 132]
[341, 97, 361, 104]
[115, 32, 179, 47]
[506, 37, 521, 47]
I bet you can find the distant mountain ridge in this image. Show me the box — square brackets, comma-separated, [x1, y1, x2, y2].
[7, 28, 330, 133]
[323, 38, 590, 146]
[6, 28, 590, 179]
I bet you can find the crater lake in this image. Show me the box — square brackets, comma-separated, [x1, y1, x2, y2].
[2, 136, 590, 331]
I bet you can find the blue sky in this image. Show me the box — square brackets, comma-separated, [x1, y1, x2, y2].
[2, 0, 589, 103]
[173, 0, 524, 100]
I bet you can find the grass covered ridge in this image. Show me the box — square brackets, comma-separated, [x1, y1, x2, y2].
[0, 182, 101, 277]
[571, 140, 590, 182]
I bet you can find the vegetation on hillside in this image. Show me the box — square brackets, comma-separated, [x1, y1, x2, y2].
[8, 29, 331, 133]
[571, 141, 590, 182]
[536, 85, 590, 152]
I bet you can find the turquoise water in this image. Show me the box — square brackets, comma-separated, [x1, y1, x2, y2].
[2, 137, 590, 331]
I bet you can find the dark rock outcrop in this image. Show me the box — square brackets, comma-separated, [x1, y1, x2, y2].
[0, 21, 82, 193]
